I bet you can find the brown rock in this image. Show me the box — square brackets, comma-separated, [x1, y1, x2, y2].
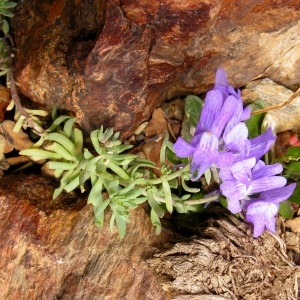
[11, 1, 300, 137]
[0, 174, 172, 299]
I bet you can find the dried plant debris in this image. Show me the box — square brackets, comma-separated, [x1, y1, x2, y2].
[148, 207, 299, 300]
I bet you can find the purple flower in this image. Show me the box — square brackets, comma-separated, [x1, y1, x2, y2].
[233, 127, 276, 163]
[214, 68, 251, 126]
[220, 159, 286, 213]
[244, 183, 296, 237]
[174, 68, 251, 180]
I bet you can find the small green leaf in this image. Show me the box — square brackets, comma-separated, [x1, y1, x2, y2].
[1, 2, 17, 9]
[0, 68, 9, 76]
[94, 199, 110, 227]
[0, 8, 14, 17]
[115, 214, 127, 238]
[147, 188, 165, 218]
[73, 128, 83, 155]
[25, 108, 48, 116]
[47, 161, 77, 170]
[181, 179, 200, 193]
[106, 180, 120, 196]
[91, 129, 102, 155]
[53, 169, 80, 199]
[107, 160, 130, 180]
[279, 200, 293, 219]
[19, 148, 62, 161]
[162, 179, 173, 214]
[288, 182, 300, 204]
[181, 95, 204, 141]
[184, 95, 203, 129]
[284, 161, 300, 175]
[46, 115, 70, 132]
[53, 169, 64, 178]
[282, 146, 300, 162]
[2, 18, 9, 35]
[44, 142, 76, 161]
[45, 132, 77, 155]
[204, 168, 211, 185]
[88, 178, 103, 205]
[64, 175, 80, 193]
[150, 209, 162, 235]
[245, 100, 266, 138]
[63, 118, 76, 138]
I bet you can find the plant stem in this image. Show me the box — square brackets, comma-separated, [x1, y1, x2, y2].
[183, 194, 219, 205]
[3, 35, 44, 134]
[136, 164, 191, 186]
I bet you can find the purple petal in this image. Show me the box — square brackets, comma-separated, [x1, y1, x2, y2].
[251, 176, 287, 194]
[227, 198, 243, 214]
[241, 106, 251, 121]
[252, 162, 283, 180]
[174, 137, 195, 158]
[219, 168, 235, 182]
[246, 201, 278, 237]
[218, 152, 233, 169]
[215, 68, 228, 88]
[258, 183, 296, 204]
[195, 90, 223, 134]
[224, 123, 250, 155]
[220, 180, 248, 201]
[231, 158, 256, 185]
[248, 127, 276, 160]
[228, 85, 241, 99]
[190, 132, 219, 180]
[211, 95, 238, 137]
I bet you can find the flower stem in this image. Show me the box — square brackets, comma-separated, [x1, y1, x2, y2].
[136, 164, 190, 186]
[183, 194, 219, 205]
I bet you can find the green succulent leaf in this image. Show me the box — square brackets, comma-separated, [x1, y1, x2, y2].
[19, 148, 62, 161]
[88, 178, 104, 205]
[150, 209, 162, 235]
[46, 115, 71, 132]
[63, 118, 76, 138]
[94, 199, 110, 227]
[47, 161, 78, 170]
[147, 188, 165, 218]
[44, 142, 76, 161]
[45, 132, 77, 155]
[162, 179, 173, 214]
[115, 214, 127, 238]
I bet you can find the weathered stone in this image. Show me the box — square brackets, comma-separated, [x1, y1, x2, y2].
[242, 78, 300, 133]
[11, 0, 300, 137]
[0, 174, 172, 299]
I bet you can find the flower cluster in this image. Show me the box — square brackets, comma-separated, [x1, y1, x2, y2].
[174, 68, 296, 238]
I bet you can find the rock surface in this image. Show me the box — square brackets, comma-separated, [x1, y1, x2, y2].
[242, 78, 300, 133]
[0, 174, 172, 300]
[11, 0, 300, 137]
